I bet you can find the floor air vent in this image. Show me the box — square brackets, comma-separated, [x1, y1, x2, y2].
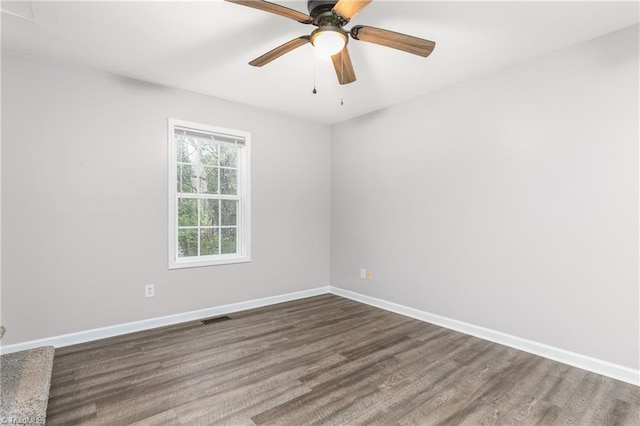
[201, 316, 231, 325]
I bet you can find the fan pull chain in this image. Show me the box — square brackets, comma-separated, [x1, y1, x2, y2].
[312, 54, 317, 94]
[340, 52, 344, 106]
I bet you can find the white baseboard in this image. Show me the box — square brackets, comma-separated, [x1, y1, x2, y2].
[329, 286, 639, 387]
[0, 286, 330, 355]
[3, 284, 637, 387]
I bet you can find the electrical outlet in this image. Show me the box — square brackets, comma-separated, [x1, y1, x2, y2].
[360, 268, 372, 281]
[145, 284, 155, 298]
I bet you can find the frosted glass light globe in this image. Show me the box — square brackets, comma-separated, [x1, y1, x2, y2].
[312, 29, 347, 57]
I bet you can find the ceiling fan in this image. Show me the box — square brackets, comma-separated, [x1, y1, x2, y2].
[225, 0, 436, 85]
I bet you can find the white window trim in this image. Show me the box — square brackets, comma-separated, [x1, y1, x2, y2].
[168, 118, 251, 269]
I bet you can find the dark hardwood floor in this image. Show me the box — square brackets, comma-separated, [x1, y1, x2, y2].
[46, 294, 639, 425]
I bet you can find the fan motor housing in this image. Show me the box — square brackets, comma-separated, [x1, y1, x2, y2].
[308, 0, 337, 14]
[308, 0, 341, 25]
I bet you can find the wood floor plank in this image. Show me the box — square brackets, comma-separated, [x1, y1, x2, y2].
[252, 358, 403, 425]
[395, 346, 524, 425]
[559, 372, 640, 426]
[456, 357, 564, 426]
[46, 294, 640, 425]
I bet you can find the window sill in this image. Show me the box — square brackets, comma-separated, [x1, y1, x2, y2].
[169, 255, 251, 270]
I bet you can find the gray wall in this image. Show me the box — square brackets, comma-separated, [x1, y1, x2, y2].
[1, 52, 331, 345]
[2, 25, 638, 371]
[331, 25, 639, 369]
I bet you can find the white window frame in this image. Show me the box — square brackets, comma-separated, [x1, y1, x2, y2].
[168, 118, 251, 269]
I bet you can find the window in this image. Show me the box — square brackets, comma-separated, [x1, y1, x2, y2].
[168, 119, 250, 268]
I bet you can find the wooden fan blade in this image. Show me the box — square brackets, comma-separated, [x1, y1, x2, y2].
[249, 36, 310, 67]
[351, 25, 435, 57]
[225, 0, 312, 24]
[332, 0, 372, 21]
[331, 46, 356, 85]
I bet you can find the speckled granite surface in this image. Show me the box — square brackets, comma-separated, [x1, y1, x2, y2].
[1, 346, 55, 425]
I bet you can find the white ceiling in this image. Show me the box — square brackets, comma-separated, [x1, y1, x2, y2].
[2, 1, 638, 125]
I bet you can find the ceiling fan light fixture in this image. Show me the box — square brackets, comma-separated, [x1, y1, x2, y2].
[311, 27, 347, 57]
[226, 0, 435, 86]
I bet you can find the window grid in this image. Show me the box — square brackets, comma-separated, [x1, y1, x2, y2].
[169, 119, 250, 268]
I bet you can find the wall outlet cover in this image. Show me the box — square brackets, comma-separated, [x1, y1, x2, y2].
[145, 284, 155, 298]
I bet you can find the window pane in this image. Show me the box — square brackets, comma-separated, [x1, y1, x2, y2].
[178, 164, 197, 193]
[200, 199, 219, 226]
[200, 142, 218, 166]
[221, 228, 237, 254]
[220, 144, 238, 168]
[200, 166, 218, 194]
[178, 228, 198, 257]
[200, 228, 219, 256]
[221, 200, 237, 226]
[177, 139, 198, 164]
[220, 169, 237, 195]
[178, 198, 197, 226]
